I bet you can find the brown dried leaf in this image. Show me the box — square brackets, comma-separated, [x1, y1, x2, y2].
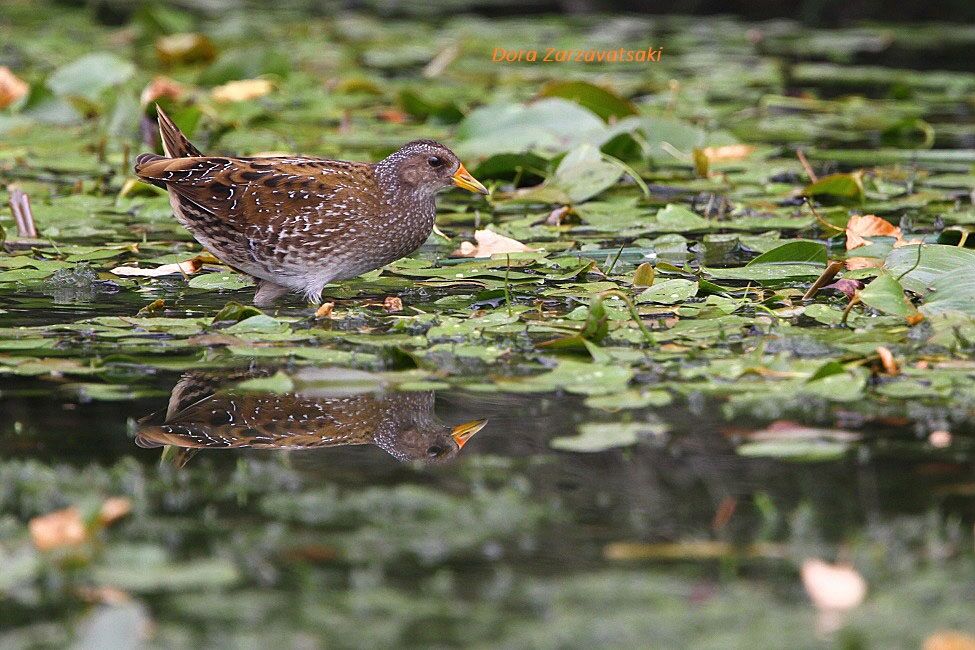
[451, 229, 537, 258]
[846, 214, 902, 250]
[801, 559, 867, 611]
[383, 296, 403, 312]
[29, 507, 86, 551]
[0, 66, 29, 109]
[212, 79, 273, 103]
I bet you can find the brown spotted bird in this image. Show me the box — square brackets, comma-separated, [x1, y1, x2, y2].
[134, 107, 488, 306]
[135, 370, 487, 467]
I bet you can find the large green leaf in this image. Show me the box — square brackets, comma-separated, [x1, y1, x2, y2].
[46, 52, 135, 100]
[886, 244, 975, 315]
[538, 81, 638, 122]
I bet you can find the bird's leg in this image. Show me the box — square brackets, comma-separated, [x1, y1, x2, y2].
[253, 280, 290, 307]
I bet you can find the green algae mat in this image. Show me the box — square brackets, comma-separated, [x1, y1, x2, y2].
[1, 2, 974, 648]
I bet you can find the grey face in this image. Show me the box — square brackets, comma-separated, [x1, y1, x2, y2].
[387, 140, 461, 194]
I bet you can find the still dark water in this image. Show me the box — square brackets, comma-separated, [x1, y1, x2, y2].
[2, 367, 973, 647]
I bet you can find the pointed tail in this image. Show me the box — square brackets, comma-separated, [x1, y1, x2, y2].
[155, 105, 202, 158]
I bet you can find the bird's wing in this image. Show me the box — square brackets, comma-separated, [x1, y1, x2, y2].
[133, 156, 382, 255]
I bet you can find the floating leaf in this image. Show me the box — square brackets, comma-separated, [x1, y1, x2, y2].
[859, 271, 918, 319]
[636, 279, 698, 304]
[537, 80, 638, 121]
[803, 172, 865, 204]
[550, 421, 664, 452]
[747, 241, 827, 265]
[886, 244, 975, 316]
[47, 52, 135, 100]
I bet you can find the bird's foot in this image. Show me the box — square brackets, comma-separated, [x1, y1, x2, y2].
[253, 280, 290, 307]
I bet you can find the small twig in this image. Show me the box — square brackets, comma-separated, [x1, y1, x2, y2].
[895, 243, 924, 283]
[504, 254, 512, 317]
[605, 243, 626, 276]
[599, 152, 651, 199]
[8, 188, 38, 238]
[840, 294, 861, 326]
[797, 148, 818, 183]
[803, 260, 845, 300]
[804, 197, 844, 234]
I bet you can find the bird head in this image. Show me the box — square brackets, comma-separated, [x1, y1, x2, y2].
[373, 417, 488, 463]
[379, 140, 487, 197]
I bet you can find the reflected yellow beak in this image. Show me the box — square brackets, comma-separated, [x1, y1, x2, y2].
[452, 164, 488, 195]
[451, 419, 488, 449]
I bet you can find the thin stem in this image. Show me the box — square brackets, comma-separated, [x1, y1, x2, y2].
[600, 290, 654, 345]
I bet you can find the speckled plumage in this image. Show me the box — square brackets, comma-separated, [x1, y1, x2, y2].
[135, 371, 486, 464]
[134, 107, 486, 306]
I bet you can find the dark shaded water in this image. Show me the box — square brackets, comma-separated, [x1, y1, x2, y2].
[2, 368, 974, 645]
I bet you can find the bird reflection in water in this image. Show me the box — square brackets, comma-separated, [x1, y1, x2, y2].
[136, 369, 487, 467]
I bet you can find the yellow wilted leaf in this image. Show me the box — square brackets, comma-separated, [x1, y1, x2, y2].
[699, 144, 755, 162]
[155, 33, 216, 65]
[212, 79, 273, 103]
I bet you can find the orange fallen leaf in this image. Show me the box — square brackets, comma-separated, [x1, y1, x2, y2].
[451, 229, 538, 258]
[801, 559, 867, 611]
[846, 214, 901, 250]
[315, 302, 334, 319]
[99, 497, 132, 525]
[140, 75, 185, 107]
[377, 108, 408, 123]
[110, 258, 203, 277]
[212, 79, 273, 103]
[906, 312, 926, 325]
[876, 346, 898, 375]
[383, 296, 403, 312]
[924, 631, 975, 650]
[29, 507, 86, 551]
[0, 66, 29, 109]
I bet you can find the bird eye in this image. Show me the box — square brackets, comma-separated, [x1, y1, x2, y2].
[427, 156, 444, 168]
[426, 445, 445, 457]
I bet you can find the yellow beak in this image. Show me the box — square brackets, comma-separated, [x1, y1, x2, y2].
[450, 419, 488, 449]
[452, 164, 488, 195]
